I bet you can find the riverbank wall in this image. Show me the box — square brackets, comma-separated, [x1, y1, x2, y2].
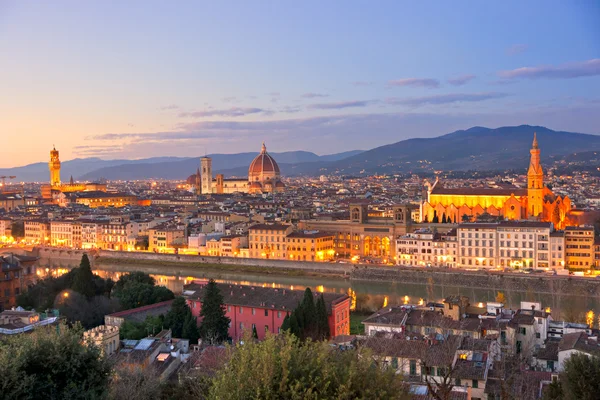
[30, 247, 600, 298]
[353, 266, 600, 297]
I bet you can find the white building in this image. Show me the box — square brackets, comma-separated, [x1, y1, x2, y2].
[496, 222, 552, 269]
[396, 229, 457, 268]
[457, 223, 497, 268]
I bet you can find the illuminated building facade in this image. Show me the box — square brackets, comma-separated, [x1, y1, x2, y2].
[421, 134, 572, 229]
[185, 281, 350, 340]
[564, 226, 595, 269]
[41, 146, 107, 200]
[300, 203, 417, 261]
[190, 143, 285, 195]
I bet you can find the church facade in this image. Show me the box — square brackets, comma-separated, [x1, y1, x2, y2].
[190, 143, 285, 195]
[420, 134, 572, 229]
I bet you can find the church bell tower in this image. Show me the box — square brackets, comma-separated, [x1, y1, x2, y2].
[527, 133, 544, 217]
[49, 146, 61, 187]
[200, 156, 212, 195]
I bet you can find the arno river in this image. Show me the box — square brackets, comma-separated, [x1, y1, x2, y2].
[40, 259, 600, 322]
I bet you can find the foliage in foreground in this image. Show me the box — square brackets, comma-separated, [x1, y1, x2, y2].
[543, 353, 600, 400]
[0, 323, 111, 400]
[208, 331, 410, 400]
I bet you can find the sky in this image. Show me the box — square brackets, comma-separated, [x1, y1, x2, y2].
[1, 1, 599, 167]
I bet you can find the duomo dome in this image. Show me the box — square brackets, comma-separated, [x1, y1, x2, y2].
[247, 143, 285, 194]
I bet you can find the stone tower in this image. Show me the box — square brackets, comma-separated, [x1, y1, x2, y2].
[527, 132, 544, 217]
[200, 156, 212, 195]
[195, 167, 201, 195]
[49, 146, 61, 186]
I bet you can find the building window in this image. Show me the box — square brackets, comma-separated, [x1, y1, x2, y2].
[265, 325, 269, 333]
[240, 307, 243, 314]
[409, 360, 417, 375]
[252, 308, 256, 315]
[472, 380, 479, 389]
[265, 309, 269, 317]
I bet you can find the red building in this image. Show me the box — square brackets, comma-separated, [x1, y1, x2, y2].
[184, 281, 350, 341]
[0, 255, 38, 311]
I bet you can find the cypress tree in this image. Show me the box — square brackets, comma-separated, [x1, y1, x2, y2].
[182, 313, 200, 344]
[441, 214, 447, 224]
[198, 279, 230, 344]
[300, 288, 317, 339]
[71, 254, 95, 298]
[432, 210, 439, 224]
[289, 312, 300, 337]
[164, 296, 189, 338]
[281, 314, 290, 332]
[316, 295, 330, 340]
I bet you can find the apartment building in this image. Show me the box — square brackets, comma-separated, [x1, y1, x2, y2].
[286, 231, 335, 262]
[248, 223, 293, 259]
[50, 220, 82, 248]
[148, 223, 186, 253]
[550, 231, 565, 269]
[396, 228, 457, 268]
[496, 222, 552, 269]
[457, 223, 497, 268]
[456, 222, 557, 270]
[24, 219, 50, 245]
[0, 218, 12, 240]
[564, 226, 595, 269]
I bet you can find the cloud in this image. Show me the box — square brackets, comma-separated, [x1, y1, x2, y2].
[447, 74, 476, 86]
[352, 81, 374, 86]
[388, 78, 440, 89]
[222, 96, 238, 102]
[307, 100, 372, 110]
[498, 59, 600, 80]
[159, 104, 179, 110]
[82, 102, 600, 159]
[178, 107, 267, 118]
[301, 92, 329, 98]
[386, 92, 509, 107]
[279, 106, 302, 113]
[506, 44, 528, 56]
[267, 92, 280, 96]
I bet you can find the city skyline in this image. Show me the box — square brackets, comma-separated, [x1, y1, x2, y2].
[1, 1, 600, 167]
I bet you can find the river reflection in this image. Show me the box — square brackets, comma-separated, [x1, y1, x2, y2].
[38, 259, 600, 322]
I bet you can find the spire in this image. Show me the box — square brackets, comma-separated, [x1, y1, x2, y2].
[532, 132, 538, 149]
[70, 175, 74, 185]
[261, 142, 267, 154]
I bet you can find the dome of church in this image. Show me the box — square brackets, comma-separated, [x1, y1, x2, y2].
[248, 143, 280, 177]
[186, 174, 199, 185]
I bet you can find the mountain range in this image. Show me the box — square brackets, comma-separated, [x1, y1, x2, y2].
[2, 125, 599, 182]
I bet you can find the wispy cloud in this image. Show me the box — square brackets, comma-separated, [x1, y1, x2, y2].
[388, 78, 440, 89]
[222, 96, 238, 102]
[498, 59, 600, 80]
[386, 92, 509, 107]
[301, 92, 329, 98]
[307, 100, 372, 110]
[178, 107, 267, 118]
[267, 92, 281, 96]
[352, 81, 374, 86]
[506, 44, 528, 56]
[447, 74, 476, 86]
[159, 104, 179, 110]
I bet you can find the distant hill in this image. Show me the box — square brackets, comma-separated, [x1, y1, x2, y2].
[308, 125, 600, 176]
[77, 150, 364, 181]
[3, 125, 599, 181]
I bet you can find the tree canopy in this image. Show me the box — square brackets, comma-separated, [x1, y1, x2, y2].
[544, 353, 600, 400]
[0, 323, 111, 400]
[112, 272, 174, 310]
[209, 331, 409, 400]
